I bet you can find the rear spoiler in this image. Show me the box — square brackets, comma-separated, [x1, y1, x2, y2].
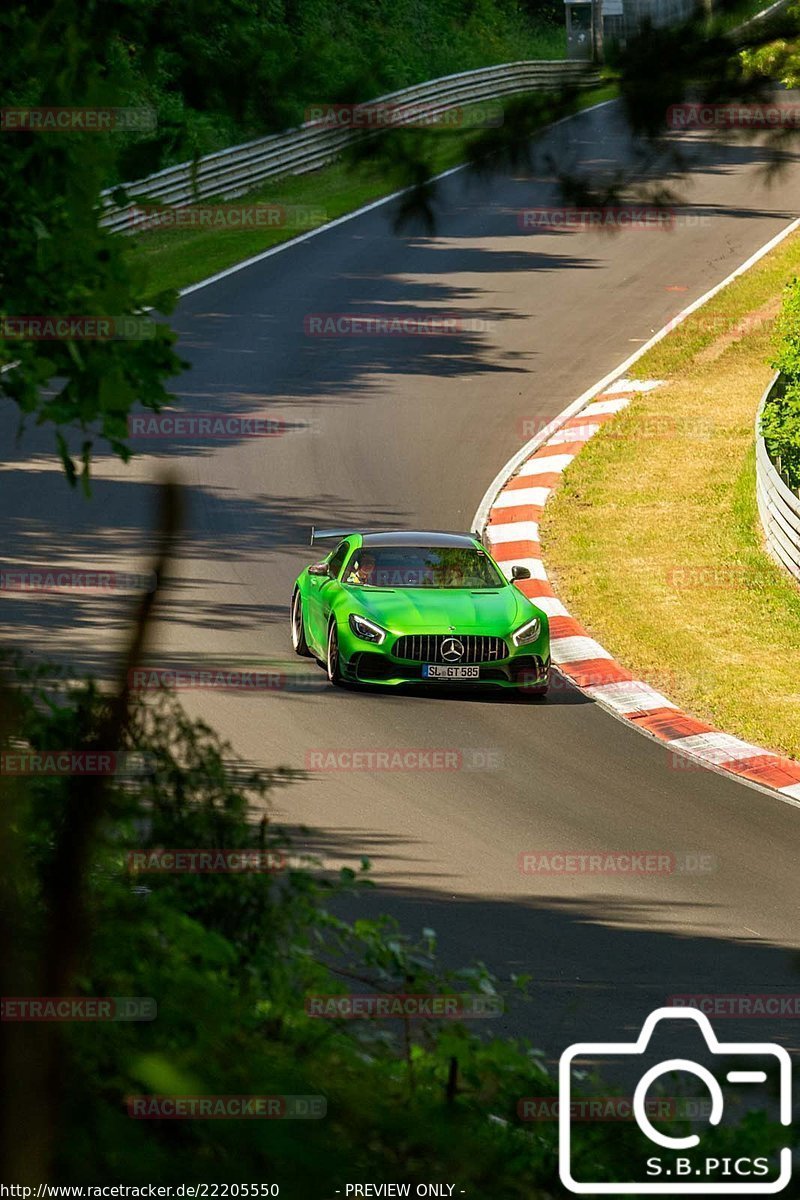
[310, 526, 486, 546]
[310, 526, 356, 547]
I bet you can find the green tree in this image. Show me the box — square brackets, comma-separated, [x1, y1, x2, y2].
[0, 1, 186, 487]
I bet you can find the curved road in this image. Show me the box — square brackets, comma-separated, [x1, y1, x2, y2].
[3, 100, 800, 1056]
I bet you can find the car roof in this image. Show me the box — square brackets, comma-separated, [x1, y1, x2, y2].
[360, 530, 480, 548]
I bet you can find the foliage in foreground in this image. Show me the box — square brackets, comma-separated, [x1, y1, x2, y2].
[740, 0, 800, 83]
[0, 672, 786, 1193]
[0, 656, 563, 1194]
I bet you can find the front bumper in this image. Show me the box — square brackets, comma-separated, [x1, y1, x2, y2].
[343, 649, 551, 689]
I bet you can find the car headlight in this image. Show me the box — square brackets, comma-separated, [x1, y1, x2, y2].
[349, 613, 387, 645]
[512, 617, 541, 647]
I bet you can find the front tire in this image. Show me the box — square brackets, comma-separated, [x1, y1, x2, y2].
[326, 621, 344, 686]
[291, 589, 311, 657]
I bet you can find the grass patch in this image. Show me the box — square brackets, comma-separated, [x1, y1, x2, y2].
[542, 226, 800, 758]
[128, 86, 617, 300]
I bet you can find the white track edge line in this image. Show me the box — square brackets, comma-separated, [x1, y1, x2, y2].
[1, 105, 619, 380]
[473, 214, 800, 811]
[178, 100, 618, 298]
[473, 215, 800, 533]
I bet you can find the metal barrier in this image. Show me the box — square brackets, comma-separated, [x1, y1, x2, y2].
[101, 60, 600, 234]
[729, 0, 793, 42]
[756, 372, 800, 582]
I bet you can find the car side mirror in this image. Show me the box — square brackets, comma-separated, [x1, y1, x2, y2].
[308, 562, 331, 578]
[511, 565, 531, 580]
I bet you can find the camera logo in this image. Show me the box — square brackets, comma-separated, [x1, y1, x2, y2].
[559, 1007, 791, 1194]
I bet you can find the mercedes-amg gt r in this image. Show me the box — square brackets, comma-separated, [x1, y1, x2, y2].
[290, 529, 550, 693]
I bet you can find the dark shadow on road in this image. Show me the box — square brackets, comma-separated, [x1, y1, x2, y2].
[282, 818, 800, 1062]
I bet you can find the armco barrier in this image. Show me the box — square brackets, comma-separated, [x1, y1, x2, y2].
[756, 372, 800, 582]
[729, 0, 793, 42]
[101, 60, 600, 235]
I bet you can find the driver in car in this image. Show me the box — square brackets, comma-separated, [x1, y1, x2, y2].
[347, 552, 376, 586]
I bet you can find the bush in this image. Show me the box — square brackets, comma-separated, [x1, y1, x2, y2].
[763, 276, 800, 489]
[0, 662, 561, 1192]
[2, 0, 565, 184]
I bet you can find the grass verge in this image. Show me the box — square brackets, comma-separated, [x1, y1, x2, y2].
[127, 85, 617, 300]
[541, 226, 800, 759]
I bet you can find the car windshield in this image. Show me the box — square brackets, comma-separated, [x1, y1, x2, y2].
[342, 546, 505, 589]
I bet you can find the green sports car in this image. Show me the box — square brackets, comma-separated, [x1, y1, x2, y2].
[290, 529, 550, 693]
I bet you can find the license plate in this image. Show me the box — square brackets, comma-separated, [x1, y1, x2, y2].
[422, 664, 480, 680]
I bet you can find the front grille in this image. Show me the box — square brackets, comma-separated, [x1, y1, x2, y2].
[392, 634, 508, 664]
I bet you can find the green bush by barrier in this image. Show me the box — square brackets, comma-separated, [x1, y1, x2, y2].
[763, 276, 800, 489]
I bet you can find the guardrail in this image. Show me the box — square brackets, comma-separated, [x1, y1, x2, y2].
[729, 0, 793, 42]
[756, 372, 800, 582]
[101, 60, 600, 235]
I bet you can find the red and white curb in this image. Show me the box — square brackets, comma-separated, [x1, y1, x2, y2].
[482, 376, 800, 807]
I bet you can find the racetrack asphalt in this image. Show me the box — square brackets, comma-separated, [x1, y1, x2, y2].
[3, 98, 800, 1061]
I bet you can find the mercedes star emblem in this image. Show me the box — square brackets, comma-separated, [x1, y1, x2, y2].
[441, 637, 465, 662]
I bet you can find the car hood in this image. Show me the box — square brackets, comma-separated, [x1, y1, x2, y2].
[350, 585, 537, 632]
